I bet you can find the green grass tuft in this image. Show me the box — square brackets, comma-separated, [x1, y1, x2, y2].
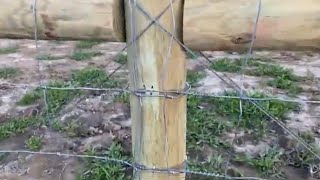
[76, 40, 103, 49]
[0, 47, 18, 55]
[115, 53, 127, 65]
[210, 58, 241, 73]
[72, 68, 119, 88]
[36, 54, 65, 61]
[78, 143, 131, 180]
[71, 51, 103, 61]
[0, 117, 41, 140]
[187, 70, 206, 86]
[17, 90, 42, 106]
[0, 67, 19, 79]
[207, 91, 299, 137]
[25, 135, 42, 151]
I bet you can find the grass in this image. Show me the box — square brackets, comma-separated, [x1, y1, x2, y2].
[72, 68, 119, 88]
[78, 143, 130, 180]
[25, 135, 42, 151]
[71, 51, 103, 61]
[0, 46, 18, 55]
[0, 67, 19, 79]
[76, 40, 103, 49]
[0, 117, 41, 140]
[187, 95, 232, 149]
[17, 89, 42, 106]
[114, 92, 130, 105]
[115, 53, 127, 65]
[186, 50, 200, 59]
[210, 58, 302, 95]
[234, 147, 284, 178]
[36, 54, 65, 61]
[207, 91, 299, 137]
[187, 70, 206, 86]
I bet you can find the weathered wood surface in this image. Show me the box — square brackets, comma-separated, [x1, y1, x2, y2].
[0, 0, 125, 41]
[125, 0, 186, 179]
[183, 0, 320, 51]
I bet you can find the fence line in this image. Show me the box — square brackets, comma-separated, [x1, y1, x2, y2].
[0, 0, 319, 179]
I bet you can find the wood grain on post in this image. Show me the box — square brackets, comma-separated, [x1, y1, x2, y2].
[0, 0, 125, 41]
[183, 0, 320, 51]
[124, 0, 186, 179]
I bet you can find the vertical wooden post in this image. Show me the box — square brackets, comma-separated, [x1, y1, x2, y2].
[124, 0, 186, 179]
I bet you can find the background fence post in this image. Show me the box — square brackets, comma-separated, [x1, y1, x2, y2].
[124, 0, 186, 179]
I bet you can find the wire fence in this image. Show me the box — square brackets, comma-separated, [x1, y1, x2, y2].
[0, 0, 320, 179]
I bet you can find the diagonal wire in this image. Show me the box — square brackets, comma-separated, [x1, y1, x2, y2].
[134, 0, 320, 169]
[107, 0, 179, 79]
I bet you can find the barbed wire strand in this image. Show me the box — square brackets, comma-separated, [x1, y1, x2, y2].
[133, 0, 320, 164]
[0, 150, 266, 180]
[1, 81, 320, 104]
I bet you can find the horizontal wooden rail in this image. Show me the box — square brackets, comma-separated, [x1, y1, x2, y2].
[0, 0, 125, 41]
[1, 0, 320, 51]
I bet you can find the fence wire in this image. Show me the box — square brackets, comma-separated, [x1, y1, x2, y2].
[0, 0, 320, 180]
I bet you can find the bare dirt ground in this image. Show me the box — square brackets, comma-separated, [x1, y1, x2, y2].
[0, 39, 320, 180]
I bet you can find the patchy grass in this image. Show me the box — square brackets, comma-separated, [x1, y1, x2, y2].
[210, 58, 241, 73]
[0, 117, 41, 140]
[207, 91, 299, 137]
[25, 135, 42, 151]
[115, 53, 127, 65]
[0, 46, 18, 55]
[45, 81, 78, 115]
[17, 90, 42, 106]
[187, 95, 232, 149]
[76, 40, 103, 49]
[114, 92, 130, 105]
[0, 67, 19, 79]
[210, 58, 302, 94]
[187, 70, 206, 86]
[71, 51, 103, 61]
[36, 54, 65, 61]
[72, 68, 119, 88]
[78, 143, 131, 180]
[234, 147, 284, 178]
[187, 153, 226, 179]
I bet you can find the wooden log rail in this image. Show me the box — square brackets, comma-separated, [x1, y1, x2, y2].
[1, 0, 320, 51]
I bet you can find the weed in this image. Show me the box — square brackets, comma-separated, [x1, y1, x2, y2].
[205, 91, 299, 137]
[36, 54, 65, 61]
[17, 90, 42, 106]
[187, 95, 232, 149]
[0, 67, 19, 79]
[286, 145, 320, 168]
[78, 143, 131, 180]
[46, 81, 78, 115]
[234, 147, 284, 178]
[71, 51, 103, 61]
[187, 70, 206, 86]
[187, 153, 231, 180]
[115, 53, 127, 65]
[114, 93, 130, 105]
[267, 77, 302, 95]
[0, 117, 41, 140]
[210, 58, 303, 94]
[76, 40, 103, 49]
[64, 121, 80, 137]
[51, 120, 64, 131]
[72, 68, 119, 88]
[0, 47, 18, 55]
[210, 58, 241, 73]
[25, 135, 42, 151]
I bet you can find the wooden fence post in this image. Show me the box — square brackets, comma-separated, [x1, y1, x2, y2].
[124, 0, 186, 179]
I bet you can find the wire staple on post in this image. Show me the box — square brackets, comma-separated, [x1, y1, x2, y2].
[133, 82, 191, 99]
